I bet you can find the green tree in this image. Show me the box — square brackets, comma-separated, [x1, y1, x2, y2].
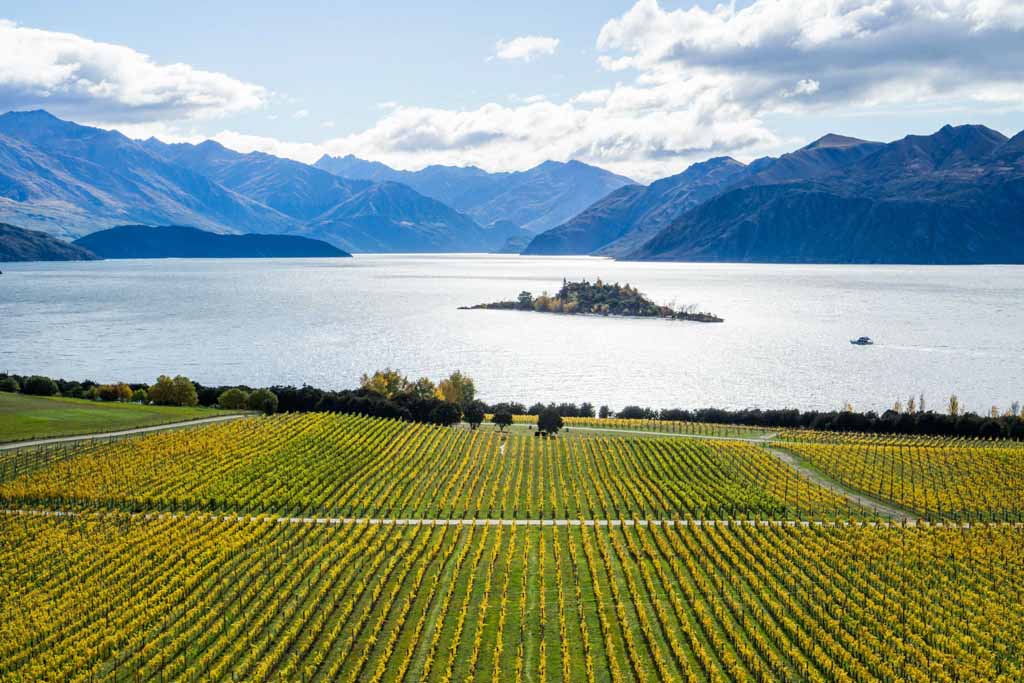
[247, 388, 279, 415]
[516, 291, 533, 310]
[0, 377, 19, 393]
[464, 400, 486, 429]
[360, 368, 410, 399]
[428, 402, 461, 427]
[218, 387, 250, 410]
[130, 388, 148, 403]
[438, 371, 475, 408]
[408, 377, 439, 401]
[22, 375, 58, 396]
[598, 405, 611, 419]
[491, 410, 513, 432]
[147, 375, 175, 405]
[537, 407, 564, 435]
[171, 376, 199, 407]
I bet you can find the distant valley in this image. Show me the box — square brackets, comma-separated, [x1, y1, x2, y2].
[314, 154, 635, 233]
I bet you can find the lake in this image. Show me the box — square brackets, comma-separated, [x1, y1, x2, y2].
[1, 255, 1021, 413]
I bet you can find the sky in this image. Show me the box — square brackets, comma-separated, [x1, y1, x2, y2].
[3, 0, 1024, 182]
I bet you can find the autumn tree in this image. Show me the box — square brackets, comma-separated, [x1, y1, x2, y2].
[438, 371, 475, 408]
[408, 377, 438, 401]
[360, 368, 410, 399]
[172, 376, 199, 407]
[948, 394, 960, 417]
[149, 375, 198, 407]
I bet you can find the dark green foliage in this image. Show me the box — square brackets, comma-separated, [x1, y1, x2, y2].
[491, 410, 513, 432]
[463, 400, 486, 429]
[247, 388, 279, 415]
[428, 402, 462, 427]
[22, 375, 59, 396]
[218, 388, 250, 410]
[537, 408, 564, 435]
[0, 377, 19, 393]
[464, 278, 723, 322]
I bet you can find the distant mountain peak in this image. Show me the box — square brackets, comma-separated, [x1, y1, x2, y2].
[802, 133, 876, 150]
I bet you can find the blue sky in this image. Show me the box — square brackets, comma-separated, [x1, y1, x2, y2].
[3, 1, 1024, 181]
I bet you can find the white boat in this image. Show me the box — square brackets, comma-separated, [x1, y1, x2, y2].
[850, 336, 874, 346]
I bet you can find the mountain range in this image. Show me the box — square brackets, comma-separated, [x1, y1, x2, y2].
[0, 110, 626, 253]
[1, 109, 1021, 263]
[314, 154, 635, 233]
[525, 126, 1024, 263]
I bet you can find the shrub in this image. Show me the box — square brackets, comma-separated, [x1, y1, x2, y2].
[0, 377, 19, 393]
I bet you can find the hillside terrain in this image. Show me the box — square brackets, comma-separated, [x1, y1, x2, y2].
[523, 125, 1024, 264]
[0, 222, 97, 262]
[74, 225, 351, 259]
[524, 135, 884, 256]
[630, 125, 1024, 263]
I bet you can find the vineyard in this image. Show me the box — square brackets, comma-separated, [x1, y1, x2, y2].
[3, 412, 1023, 682]
[0, 414, 855, 520]
[2, 513, 1022, 683]
[784, 439, 1024, 521]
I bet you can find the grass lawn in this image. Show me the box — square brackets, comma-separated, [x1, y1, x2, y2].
[0, 392, 232, 443]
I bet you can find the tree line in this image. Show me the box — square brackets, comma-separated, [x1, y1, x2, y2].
[3, 370, 1020, 439]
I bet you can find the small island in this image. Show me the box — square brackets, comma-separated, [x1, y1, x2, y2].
[460, 278, 724, 323]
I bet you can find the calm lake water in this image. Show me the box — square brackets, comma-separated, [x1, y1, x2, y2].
[1, 255, 1021, 412]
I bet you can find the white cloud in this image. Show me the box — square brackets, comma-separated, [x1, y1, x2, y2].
[21, 2, 1024, 183]
[0, 19, 266, 123]
[596, 0, 1024, 111]
[292, 109, 310, 119]
[493, 35, 560, 62]
[785, 79, 821, 98]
